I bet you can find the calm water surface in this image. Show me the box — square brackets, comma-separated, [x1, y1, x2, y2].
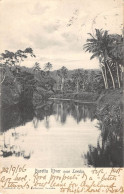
[1, 100, 122, 167]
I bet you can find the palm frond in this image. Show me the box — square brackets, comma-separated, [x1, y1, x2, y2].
[90, 53, 99, 60]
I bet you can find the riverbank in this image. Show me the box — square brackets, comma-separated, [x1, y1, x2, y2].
[50, 89, 123, 124]
[1, 88, 123, 167]
[96, 88, 123, 121]
[1, 88, 123, 110]
[50, 91, 99, 102]
[85, 88, 123, 167]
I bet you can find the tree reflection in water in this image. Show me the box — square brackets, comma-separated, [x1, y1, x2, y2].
[0, 103, 34, 159]
[84, 105, 123, 167]
[33, 101, 96, 127]
[1, 103, 34, 132]
[1, 100, 122, 167]
[0, 101, 96, 160]
[0, 130, 32, 159]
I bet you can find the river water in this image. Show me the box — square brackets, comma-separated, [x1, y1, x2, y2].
[0, 100, 122, 167]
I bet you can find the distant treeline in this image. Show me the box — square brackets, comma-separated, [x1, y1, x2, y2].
[0, 29, 123, 107]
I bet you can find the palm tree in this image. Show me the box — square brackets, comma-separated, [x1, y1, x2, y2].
[44, 62, 53, 76]
[57, 66, 68, 93]
[0, 65, 6, 84]
[72, 69, 82, 93]
[108, 34, 123, 88]
[83, 29, 116, 89]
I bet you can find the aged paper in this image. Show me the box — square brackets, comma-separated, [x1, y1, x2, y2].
[0, 0, 123, 193]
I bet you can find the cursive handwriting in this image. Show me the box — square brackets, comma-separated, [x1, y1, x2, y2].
[0, 166, 123, 193]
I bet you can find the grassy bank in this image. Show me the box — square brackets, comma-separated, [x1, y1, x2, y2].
[96, 88, 123, 122]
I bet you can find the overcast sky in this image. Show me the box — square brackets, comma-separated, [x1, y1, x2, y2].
[0, 0, 123, 70]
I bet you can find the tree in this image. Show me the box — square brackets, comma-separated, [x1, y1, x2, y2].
[0, 48, 36, 84]
[44, 62, 53, 76]
[0, 64, 6, 84]
[92, 71, 105, 92]
[17, 71, 37, 104]
[108, 34, 123, 88]
[57, 66, 68, 92]
[1, 47, 35, 67]
[79, 70, 89, 91]
[71, 69, 82, 93]
[32, 62, 41, 74]
[83, 29, 116, 89]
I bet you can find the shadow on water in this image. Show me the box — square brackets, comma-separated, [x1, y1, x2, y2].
[0, 102, 34, 159]
[33, 101, 96, 128]
[0, 101, 97, 161]
[1, 101, 97, 132]
[1, 103, 34, 132]
[84, 104, 123, 167]
[0, 100, 123, 167]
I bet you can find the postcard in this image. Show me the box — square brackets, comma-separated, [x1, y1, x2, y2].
[0, 0, 123, 193]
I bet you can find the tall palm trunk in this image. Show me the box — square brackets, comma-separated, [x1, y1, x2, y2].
[76, 80, 79, 93]
[106, 62, 115, 89]
[104, 64, 109, 89]
[116, 63, 120, 88]
[61, 77, 64, 92]
[120, 64, 123, 81]
[57, 77, 59, 90]
[0, 74, 6, 84]
[103, 54, 109, 89]
[100, 63, 108, 89]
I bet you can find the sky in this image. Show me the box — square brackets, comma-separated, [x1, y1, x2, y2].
[0, 0, 123, 70]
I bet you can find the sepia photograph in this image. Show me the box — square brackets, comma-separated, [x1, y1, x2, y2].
[0, 0, 123, 170]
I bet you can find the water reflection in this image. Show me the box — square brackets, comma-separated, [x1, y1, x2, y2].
[0, 128, 32, 159]
[1, 104, 34, 132]
[0, 101, 123, 167]
[84, 105, 123, 167]
[0, 101, 99, 167]
[0, 104, 34, 159]
[33, 101, 96, 128]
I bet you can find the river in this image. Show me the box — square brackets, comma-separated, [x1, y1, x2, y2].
[0, 100, 123, 167]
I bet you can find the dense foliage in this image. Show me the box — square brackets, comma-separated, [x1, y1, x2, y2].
[0, 29, 123, 166]
[83, 29, 123, 89]
[0, 29, 123, 108]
